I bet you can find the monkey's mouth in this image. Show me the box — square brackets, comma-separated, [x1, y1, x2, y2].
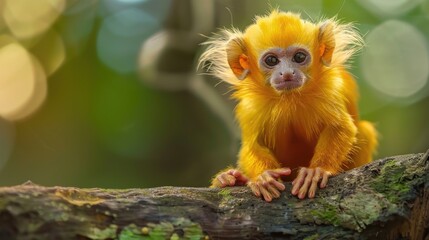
[272, 81, 302, 91]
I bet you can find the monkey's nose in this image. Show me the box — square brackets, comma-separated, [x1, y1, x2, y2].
[280, 72, 294, 81]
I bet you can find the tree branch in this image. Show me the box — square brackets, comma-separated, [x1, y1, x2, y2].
[0, 151, 428, 240]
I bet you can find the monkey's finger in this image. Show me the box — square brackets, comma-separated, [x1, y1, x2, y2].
[265, 176, 285, 191]
[224, 174, 236, 186]
[298, 168, 314, 199]
[216, 175, 228, 187]
[266, 168, 291, 178]
[292, 176, 305, 195]
[261, 172, 274, 182]
[248, 182, 261, 197]
[266, 184, 281, 199]
[261, 174, 286, 191]
[308, 168, 322, 198]
[272, 180, 286, 191]
[258, 183, 273, 202]
[320, 171, 330, 188]
[292, 168, 307, 195]
[231, 170, 249, 184]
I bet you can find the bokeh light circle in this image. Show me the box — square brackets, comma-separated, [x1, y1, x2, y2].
[97, 8, 160, 73]
[3, 0, 65, 39]
[11, 56, 48, 121]
[0, 43, 36, 118]
[361, 20, 429, 98]
[0, 43, 47, 120]
[358, 0, 423, 17]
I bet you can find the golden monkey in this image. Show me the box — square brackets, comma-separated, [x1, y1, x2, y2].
[200, 10, 377, 202]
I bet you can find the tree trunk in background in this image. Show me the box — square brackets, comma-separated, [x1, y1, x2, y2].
[0, 151, 428, 240]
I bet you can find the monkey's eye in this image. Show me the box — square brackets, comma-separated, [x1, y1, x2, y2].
[293, 52, 307, 63]
[264, 55, 279, 66]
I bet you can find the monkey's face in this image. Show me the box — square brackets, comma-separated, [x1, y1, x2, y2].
[259, 46, 312, 92]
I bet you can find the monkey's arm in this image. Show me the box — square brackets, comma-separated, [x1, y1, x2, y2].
[238, 141, 281, 178]
[292, 115, 357, 199]
[310, 118, 357, 172]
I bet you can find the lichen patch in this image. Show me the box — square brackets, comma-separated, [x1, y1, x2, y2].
[55, 189, 104, 206]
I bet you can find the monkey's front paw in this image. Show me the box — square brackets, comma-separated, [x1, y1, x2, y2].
[291, 167, 331, 199]
[211, 169, 248, 188]
[248, 168, 291, 202]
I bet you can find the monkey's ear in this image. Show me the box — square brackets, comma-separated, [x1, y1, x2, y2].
[318, 20, 336, 66]
[226, 37, 249, 80]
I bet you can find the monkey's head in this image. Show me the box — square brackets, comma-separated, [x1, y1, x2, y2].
[200, 10, 362, 94]
[256, 44, 312, 92]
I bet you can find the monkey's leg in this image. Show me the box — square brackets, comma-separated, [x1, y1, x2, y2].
[347, 120, 378, 168]
[210, 168, 249, 188]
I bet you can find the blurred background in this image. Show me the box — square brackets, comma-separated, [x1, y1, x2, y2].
[0, 0, 428, 188]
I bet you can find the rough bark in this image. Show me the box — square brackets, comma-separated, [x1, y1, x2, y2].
[0, 151, 428, 240]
